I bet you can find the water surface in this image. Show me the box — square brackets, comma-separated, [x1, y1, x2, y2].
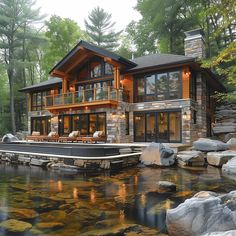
[0, 163, 235, 235]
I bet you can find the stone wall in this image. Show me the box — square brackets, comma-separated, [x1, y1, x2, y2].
[212, 103, 236, 141]
[195, 73, 207, 138]
[131, 99, 193, 144]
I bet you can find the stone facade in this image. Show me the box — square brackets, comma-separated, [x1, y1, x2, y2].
[184, 29, 206, 58]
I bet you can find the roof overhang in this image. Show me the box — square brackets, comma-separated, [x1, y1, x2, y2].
[49, 40, 137, 77]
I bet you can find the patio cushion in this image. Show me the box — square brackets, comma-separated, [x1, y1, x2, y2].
[32, 131, 40, 136]
[69, 131, 80, 138]
[48, 131, 57, 137]
[93, 131, 104, 138]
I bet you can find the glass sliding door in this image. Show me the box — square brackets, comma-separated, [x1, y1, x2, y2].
[146, 113, 156, 142]
[89, 114, 97, 135]
[134, 114, 145, 142]
[169, 112, 181, 142]
[31, 116, 51, 135]
[157, 112, 168, 142]
[59, 113, 106, 136]
[134, 110, 181, 142]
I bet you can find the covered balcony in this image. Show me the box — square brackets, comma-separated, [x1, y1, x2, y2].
[44, 86, 128, 111]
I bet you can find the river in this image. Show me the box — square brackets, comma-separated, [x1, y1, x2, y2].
[0, 163, 235, 235]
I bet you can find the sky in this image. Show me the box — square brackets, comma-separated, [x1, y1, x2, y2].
[36, 0, 141, 31]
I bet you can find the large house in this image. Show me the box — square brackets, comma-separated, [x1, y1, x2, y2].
[20, 29, 224, 144]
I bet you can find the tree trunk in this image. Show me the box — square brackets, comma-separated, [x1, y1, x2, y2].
[8, 69, 16, 134]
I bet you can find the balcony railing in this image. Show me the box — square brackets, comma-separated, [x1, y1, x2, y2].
[45, 86, 125, 108]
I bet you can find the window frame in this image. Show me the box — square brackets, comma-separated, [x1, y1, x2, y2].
[134, 69, 182, 102]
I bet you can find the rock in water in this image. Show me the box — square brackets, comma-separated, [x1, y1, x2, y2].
[203, 230, 236, 236]
[193, 138, 229, 152]
[227, 138, 236, 150]
[166, 191, 236, 236]
[177, 150, 205, 167]
[0, 219, 32, 233]
[140, 143, 175, 166]
[222, 157, 236, 174]
[207, 151, 236, 167]
[157, 181, 176, 192]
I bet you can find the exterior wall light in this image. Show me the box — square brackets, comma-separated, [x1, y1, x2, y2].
[183, 112, 187, 120]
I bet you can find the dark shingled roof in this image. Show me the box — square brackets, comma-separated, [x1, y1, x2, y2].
[49, 40, 137, 74]
[19, 77, 62, 92]
[127, 53, 196, 72]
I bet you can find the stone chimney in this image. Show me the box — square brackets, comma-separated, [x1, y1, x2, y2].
[184, 29, 205, 58]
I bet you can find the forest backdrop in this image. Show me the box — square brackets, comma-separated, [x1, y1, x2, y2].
[0, 0, 235, 135]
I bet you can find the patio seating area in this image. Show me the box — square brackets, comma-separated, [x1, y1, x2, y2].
[26, 131, 106, 143]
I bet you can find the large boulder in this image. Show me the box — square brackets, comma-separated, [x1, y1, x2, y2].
[222, 157, 236, 174]
[227, 138, 236, 150]
[193, 138, 229, 152]
[177, 150, 205, 167]
[203, 230, 236, 236]
[2, 133, 19, 143]
[140, 143, 175, 166]
[166, 191, 236, 236]
[207, 151, 236, 167]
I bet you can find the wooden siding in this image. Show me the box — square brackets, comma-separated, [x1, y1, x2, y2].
[122, 74, 134, 103]
[182, 66, 190, 99]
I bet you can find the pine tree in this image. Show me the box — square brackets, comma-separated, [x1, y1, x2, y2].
[84, 6, 122, 51]
[0, 0, 44, 133]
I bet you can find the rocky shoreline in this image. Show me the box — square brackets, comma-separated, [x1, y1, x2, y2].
[141, 137, 236, 236]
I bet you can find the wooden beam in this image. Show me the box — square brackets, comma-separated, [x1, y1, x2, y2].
[104, 57, 122, 68]
[65, 52, 92, 73]
[51, 69, 67, 78]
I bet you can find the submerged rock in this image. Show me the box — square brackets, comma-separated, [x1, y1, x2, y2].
[39, 210, 67, 223]
[157, 181, 176, 192]
[193, 138, 229, 152]
[0, 219, 32, 233]
[0, 207, 38, 220]
[177, 150, 205, 167]
[81, 223, 160, 236]
[166, 191, 236, 236]
[140, 143, 175, 166]
[36, 222, 64, 230]
[207, 151, 236, 167]
[222, 157, 236, 174]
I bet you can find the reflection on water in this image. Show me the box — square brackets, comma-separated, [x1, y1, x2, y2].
[0, 163, 236, 235]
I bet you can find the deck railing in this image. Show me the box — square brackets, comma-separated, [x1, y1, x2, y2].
[45, 86, 124, 107]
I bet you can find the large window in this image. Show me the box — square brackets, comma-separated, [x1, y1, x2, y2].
[31, 90, 51, 111]
[134, 110, 181, 142]
[31, 116, 51, 135]
[134, 70, 182, 102]
[77, 56, 113, 81]
[59, 113, 106, 136]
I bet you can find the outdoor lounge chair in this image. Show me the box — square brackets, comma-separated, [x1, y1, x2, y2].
[41, 131, 59, 142]
[79, 131, 106, 143]
[59, 131, 80, 143]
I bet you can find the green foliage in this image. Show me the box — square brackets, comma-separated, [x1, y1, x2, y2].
[42, 15, 88, 75]
[84, 6, 122, 51]
[0, 0, 45, 133]
[129, 0, 199, 55]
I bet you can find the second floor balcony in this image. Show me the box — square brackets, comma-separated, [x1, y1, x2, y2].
[45, 86, 129, 111]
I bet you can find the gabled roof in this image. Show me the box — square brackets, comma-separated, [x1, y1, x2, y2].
[19, 77, 62, 92]
[49, 40, 137, 74]
[126, 53, 196, 73]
